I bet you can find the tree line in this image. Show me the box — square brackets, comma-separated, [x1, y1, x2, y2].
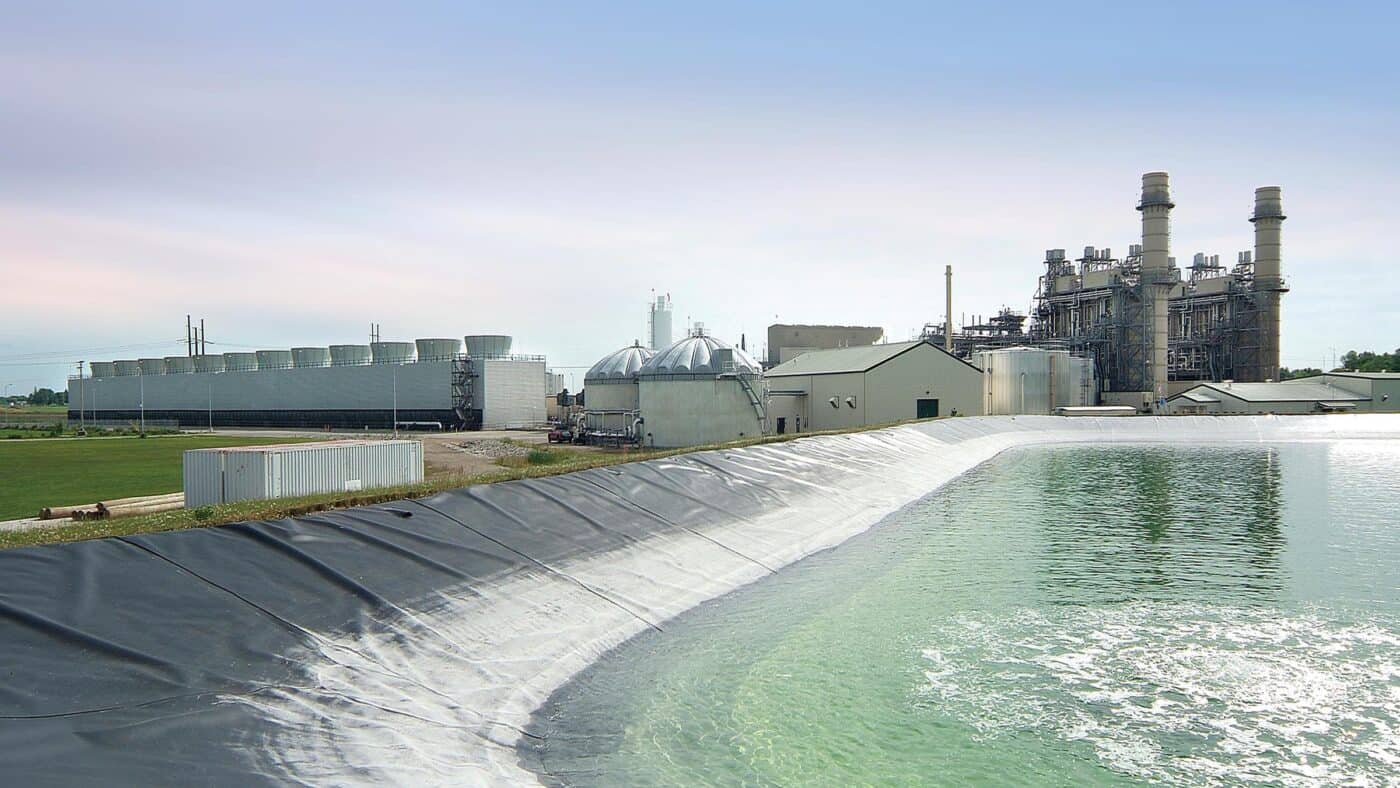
[1280, 347, 1399, 380]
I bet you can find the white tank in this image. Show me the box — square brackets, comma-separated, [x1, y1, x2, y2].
[138, 358, 167, 375]
[464, 335, 512, 358]
[330, 344, 372, 366]
[974, 347, 1072, 415]
[193, 355, 226, 373]
[414, 338, 462, 363]
[113, 360, 142, 377]
[371, 341, 416, 364]
[89, 361, 116, 379]
[255, 350, 294, 370]
[291, 347, 332, 368]
[223, 352, 259, 372]
[163, 356, 194, 374]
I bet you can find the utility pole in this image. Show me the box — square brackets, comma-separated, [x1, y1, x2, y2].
[187, 315, 193, 356]
[200, 319, 206, 355]
[392, 364, 399, 438]
[76, 361, 85, 429]
[139, 373, 145, 435]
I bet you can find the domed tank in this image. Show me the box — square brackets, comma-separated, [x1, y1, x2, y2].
[464, 334, 512, 359]
[371, 341, 416, 364]
[330, 344, 372, 366]
[113, 360, 142, 377]
[163, 356, 194, 374]
[89, 361, 116, 379]
[584, 341, 656, 420]
[138, 358, 167, 375]
[638, 332, 761, 378]
[291, 347, 332, 368]
[415, 338, 463, 363]
[636, 330, 766, 448]
[223, 352, 259, 372]
[193, 354, 226, 373]
[255, 350, 293, 370]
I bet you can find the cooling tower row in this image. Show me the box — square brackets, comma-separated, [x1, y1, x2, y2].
[87, 336, 512, 377]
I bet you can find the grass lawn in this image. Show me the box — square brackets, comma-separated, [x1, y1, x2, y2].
[1, 404, 67, 424]
[0, 434, 316, 521]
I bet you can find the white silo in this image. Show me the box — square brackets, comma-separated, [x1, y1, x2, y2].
[291, 347, 332, 368]
[329, 344, 372, 366]
[637, 329, 766, 448]
[583, 341, 655, 442]
[415, 338, 463, 362]
[647, 294, 673, 351]
[370, 342, 416, 364]
[256, 350, 294, 370]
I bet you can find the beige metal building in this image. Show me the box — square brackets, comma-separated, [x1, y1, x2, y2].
[765, 340, 984, 434]
[1165, 372, 1399, 414]
[766, 324, 884, 367]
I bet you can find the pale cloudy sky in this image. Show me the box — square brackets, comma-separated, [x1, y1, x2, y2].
[3, 1, 1397, 392]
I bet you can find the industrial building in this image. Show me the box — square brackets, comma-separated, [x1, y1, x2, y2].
[67, 334, 546, 430]
[636, 329, 766, 448]
[581, 341, 655, 443]
[923, 173, 1288, 411]
[766, 324, 884, 367]
[1166, 372, 1400, 415]
[765, 339, 984, 433]
[973, 347, 1096, 416]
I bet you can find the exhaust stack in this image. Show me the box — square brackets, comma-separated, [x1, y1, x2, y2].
[1136, 171, 1174, 405]
[944, 265, 954, 353]
[1251, 186, 1286, 382]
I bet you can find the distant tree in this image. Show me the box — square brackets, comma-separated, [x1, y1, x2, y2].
[26, 388, 64, 406]
[1334, 348, 1400, 373]
[1279, 367, 1322, 380]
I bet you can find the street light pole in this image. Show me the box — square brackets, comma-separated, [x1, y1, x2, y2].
[139, 373, 145, 435]
[392, 365, 399, 438]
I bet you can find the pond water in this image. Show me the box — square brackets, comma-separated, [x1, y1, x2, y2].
[524, 442, 1400, 786]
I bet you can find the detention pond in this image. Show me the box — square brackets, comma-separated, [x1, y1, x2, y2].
[523, 442, 1400, 786]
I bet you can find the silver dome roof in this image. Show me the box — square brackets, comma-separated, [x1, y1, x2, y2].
[638, 333, 761, 377]
[585, 342, 656, 382]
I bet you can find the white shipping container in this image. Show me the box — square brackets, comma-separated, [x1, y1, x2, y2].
[184, 440, 423, 507]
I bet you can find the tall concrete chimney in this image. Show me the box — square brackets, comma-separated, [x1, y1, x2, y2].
[1136, 172, 1174, 404]
[944, 265, 954, 353]
[1251, 186, 1286, 382]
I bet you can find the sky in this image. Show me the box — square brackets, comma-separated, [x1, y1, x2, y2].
[3, 1, 1397, 393]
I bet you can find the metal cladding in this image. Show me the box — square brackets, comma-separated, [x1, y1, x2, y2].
[464, 335, 512, 358]
[639, 333, 762, 378]
[370, 341, 416, 364]
[183, 440, 424, 508]
[329, 344, 372, 366]
[291, 347, 332, 368]
[223, 352, 259, 372]
[585, 342, 656, 383]
[1251, 186, 1286, 382]
[163, 356, 194, 374]
[1137, 171, 1174, 403]
[192, 354, 226, 374]
[255, 350, 294, 370]
[138, 358, 167, 375]
[414, 338, 463, 363]
[89, 362, 116, 379]
[113, 360, 142, 377]
[973, 347, 1094, 415]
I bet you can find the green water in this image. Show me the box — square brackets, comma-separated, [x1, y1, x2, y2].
[526, 442, 1400, 786]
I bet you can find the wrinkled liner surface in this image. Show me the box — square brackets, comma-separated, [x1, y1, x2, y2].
[2, 415, 1397, 786]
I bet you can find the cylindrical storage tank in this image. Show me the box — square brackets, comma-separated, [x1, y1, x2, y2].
[193, 354, 226, 373]
[973, 347, 1069, 415]
[291, 347, 332, 368]
[415, 338, 463, 363]
[371, 341, 416, 364]
[114, 360, 142, 377]
[163, 356, 194, 374]
[584, 343, 656, 436]
[89, 361, 116, 379]
[138, 358, 167, 375]
[330, 344, 372, 366]
[223, 352, 259, 372]
[255, 350, 293, 370]
[464, 334, 513, 359]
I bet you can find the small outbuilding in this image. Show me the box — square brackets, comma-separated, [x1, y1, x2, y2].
[1165, 379, 1373, 415]
[764, 339, 984, 434]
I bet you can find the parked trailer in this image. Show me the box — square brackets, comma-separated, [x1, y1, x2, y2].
[183, 440, 423, 507]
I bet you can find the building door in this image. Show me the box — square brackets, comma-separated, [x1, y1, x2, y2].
[776, 417, 786, 435]
[916, 398, 939, 419]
